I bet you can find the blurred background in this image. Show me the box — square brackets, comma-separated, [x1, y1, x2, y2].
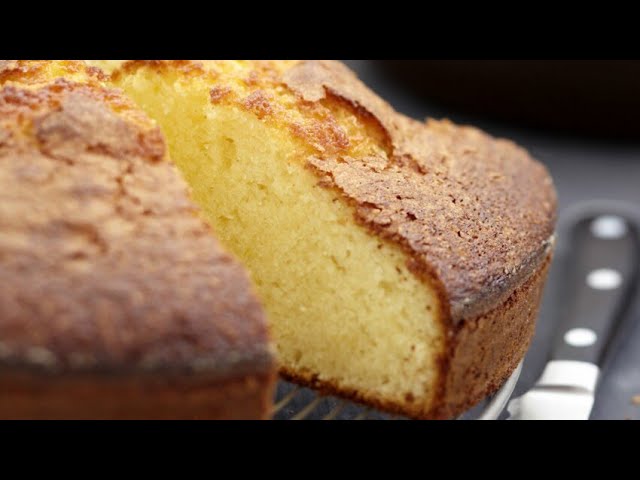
[344, 60, 640, 419]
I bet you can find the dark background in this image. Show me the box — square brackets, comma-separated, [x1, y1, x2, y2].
[344, 60, 640, 420]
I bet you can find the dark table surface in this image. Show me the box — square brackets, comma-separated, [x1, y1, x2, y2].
[344, 61, 640, 419]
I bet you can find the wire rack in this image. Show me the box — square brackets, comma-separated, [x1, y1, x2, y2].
[272, 362, 522, 420]
[273, 381, 405, 420]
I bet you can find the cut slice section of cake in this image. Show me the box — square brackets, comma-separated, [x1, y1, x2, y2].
[102, 60, 556, 419]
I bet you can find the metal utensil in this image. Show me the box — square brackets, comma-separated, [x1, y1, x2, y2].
[508, 212, 639, 420]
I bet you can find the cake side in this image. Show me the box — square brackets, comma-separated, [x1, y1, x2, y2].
[0, 61, 276, 418]
[0, 371, 273, 419]
[437, 252, 552, 418]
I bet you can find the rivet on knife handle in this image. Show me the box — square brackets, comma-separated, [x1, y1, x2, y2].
[551, 215, 639, 367]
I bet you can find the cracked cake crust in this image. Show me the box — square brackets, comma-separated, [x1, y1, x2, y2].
[283, 61, 556, 324]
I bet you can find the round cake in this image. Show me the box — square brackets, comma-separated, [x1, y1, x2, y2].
[0, 60, 557, 419]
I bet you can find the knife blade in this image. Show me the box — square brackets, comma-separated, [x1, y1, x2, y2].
[508, 211, 639, 420]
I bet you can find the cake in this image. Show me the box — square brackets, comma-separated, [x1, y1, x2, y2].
[0, 60, 276, 419]
[1, 60, 557, 419]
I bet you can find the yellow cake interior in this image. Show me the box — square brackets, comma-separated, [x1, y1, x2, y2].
[102, 63, 444, 407]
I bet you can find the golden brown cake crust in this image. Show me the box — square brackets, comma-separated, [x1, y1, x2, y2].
[0, 61, 274, 408]
[283, 61, 556, 323]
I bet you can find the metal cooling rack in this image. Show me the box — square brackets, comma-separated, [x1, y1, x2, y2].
[272, 361, 522, 420]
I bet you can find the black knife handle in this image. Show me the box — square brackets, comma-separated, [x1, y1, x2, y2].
[551, 214, 639, 366]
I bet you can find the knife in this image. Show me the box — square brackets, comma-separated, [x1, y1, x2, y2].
[507, 212, 639, 420]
